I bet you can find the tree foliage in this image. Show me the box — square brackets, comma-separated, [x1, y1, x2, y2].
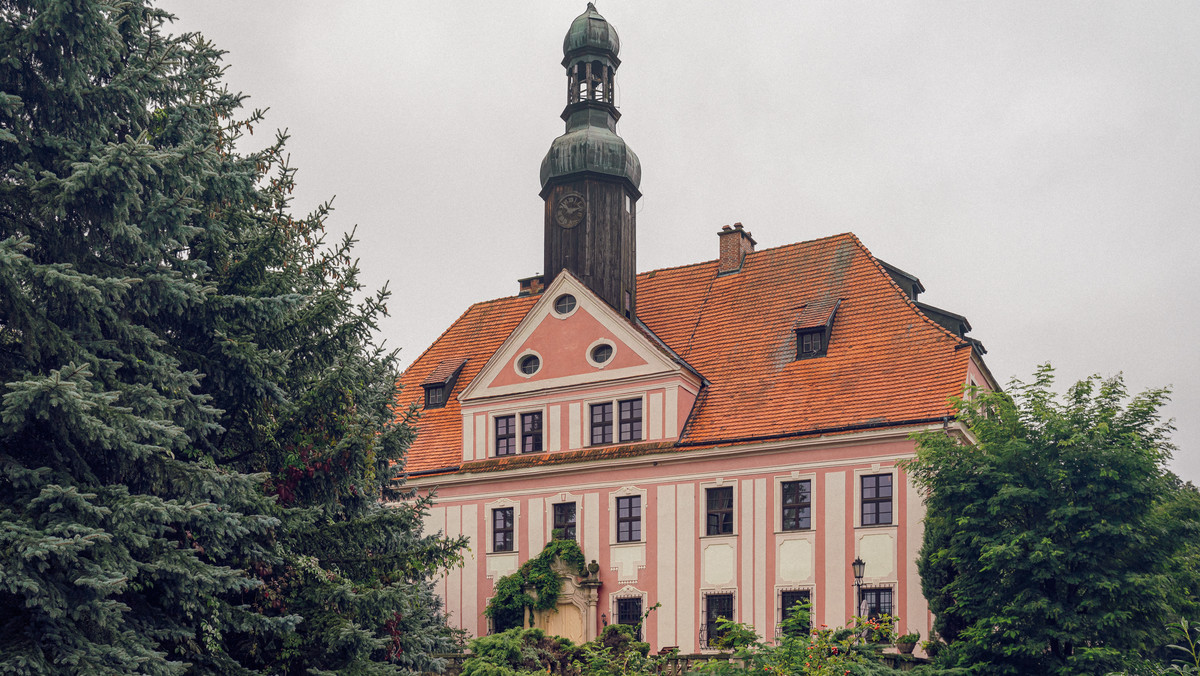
[905, 365, 1200, 675]
[0, 1, 463, 673]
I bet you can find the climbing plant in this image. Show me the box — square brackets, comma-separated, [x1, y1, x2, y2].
[485, 538, 588, 632]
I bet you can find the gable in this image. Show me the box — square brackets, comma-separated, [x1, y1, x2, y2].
[486, 305, 648, 387]
[461, 271, 687, 401]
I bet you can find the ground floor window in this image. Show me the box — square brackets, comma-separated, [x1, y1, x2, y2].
[859, 587, 893, 620]
[703, 593, 735, 648]
[779, 589, 811, 636]
[616, 597, 643, 639]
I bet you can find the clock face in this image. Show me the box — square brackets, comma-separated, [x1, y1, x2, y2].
[555, 192, 586, 229]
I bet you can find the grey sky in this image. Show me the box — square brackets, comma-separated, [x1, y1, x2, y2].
[159, 1, 1200, 483]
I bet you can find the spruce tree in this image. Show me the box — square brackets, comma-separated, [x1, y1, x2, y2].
[0, 1, 464, 673]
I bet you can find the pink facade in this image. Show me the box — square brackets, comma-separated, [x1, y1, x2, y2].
[398, 3, 997, 656]
[420, 431, 945, 652]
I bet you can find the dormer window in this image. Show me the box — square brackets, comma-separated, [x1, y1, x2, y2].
[421, 357, 467, 409]
[425, 385, 446, 407]
[797, 329, 827, 360]
[794, 299, 841, 362]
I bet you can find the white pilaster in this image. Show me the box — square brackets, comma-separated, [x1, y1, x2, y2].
[549, 404, 562, 452]
[754, 478, 768, 636]
[676, 483, 696, 650]
[584, 492, 600, 562]
[657, 484, 677, 647]
[461, 504, 479, 636]
[740, 479, 754, 626]
[824, 472, 846, 625]
[569, 403, 582, 450]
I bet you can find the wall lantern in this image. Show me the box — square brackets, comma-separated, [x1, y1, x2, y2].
[851, 557, 866, 589]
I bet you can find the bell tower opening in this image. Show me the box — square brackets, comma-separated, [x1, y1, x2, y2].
[540, 3, 641, 318]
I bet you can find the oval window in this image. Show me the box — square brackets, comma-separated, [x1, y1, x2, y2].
[591, 343, 613, 364]
[519, 354, 541, 375]
[554, 294, 577, 315]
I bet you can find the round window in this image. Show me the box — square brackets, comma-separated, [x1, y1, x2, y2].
[591, 343, 613, 364]
[518, 354, 541, 375]
[554, 294, 577, 315]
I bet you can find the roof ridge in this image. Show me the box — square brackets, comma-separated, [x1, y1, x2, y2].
[635, 231, 857, 278]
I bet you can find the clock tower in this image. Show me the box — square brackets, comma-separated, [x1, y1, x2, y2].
[540, 3, 641, 318]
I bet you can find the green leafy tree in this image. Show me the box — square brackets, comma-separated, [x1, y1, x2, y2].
[906, 366, 1199, 675]
[0, 1, 462, 673]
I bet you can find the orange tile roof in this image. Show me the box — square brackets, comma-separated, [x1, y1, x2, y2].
[420, 357, 468, 386]
[793, 298, 841, 330]
[396, 294, 538, 473]
[397, 233, 976, 475]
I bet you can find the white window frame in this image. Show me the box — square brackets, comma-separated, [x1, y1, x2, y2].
[548, 490, 584, 542]
[513, 348, 543, 379]
[608, 585, 649, 636]
[489, 404, 549, 457]
[853, 464, 898, 530]
[698, 478, 738, 539]
[585, 393, 647, 446]
[550, 293, 580, 319]
[774, 470, 817, 533]
[608, 485, 648, 545]
[775, 585, 815, 641]
[484, 497, 521, 554]
[700, 589, 738, 651]
[585, 337, 618, 369]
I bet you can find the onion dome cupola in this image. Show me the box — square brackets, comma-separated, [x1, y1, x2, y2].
[541, 3, 642, 319]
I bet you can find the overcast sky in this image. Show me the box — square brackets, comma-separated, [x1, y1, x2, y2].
[159, 1, 1200, 483]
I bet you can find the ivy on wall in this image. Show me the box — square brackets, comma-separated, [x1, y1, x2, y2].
[484, 538, 588, 632]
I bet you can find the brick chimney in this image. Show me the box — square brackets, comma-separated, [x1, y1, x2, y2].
[717, 223, 756, 274]
[518, 275, 546, 296]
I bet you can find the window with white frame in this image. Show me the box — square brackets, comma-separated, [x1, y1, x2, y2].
[781, 480, 811, 531]
[616, 597, 643, 639]
[590, 402, 613, 445]
[618, 398, 642, 442]
[521, 412, 543, 453]
[492, 507, 514, 552]
[590, 397, 644, 446]
[552, 502, 576, 540]
[859, 587, 893, 620]
[495, 416, 516, 456]
[703, 593, 735, 648]
[705, 486, 734, 536]
[861, 473, 893, 526]
[495, 411, 545, 457]
[615, 495, 641, 542]
[779, 589, 811, 637]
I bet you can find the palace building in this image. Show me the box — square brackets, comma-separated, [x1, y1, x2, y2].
[398, 3, 995, 652]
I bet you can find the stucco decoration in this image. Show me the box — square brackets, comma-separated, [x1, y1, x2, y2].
[610, 542, 645, 583]
[486, 552, 520, 580]
[858, 532, 896, 579]
[527, 557, 601, 644]
[702, 541, 736, 587]
[777, 538, 814, 583]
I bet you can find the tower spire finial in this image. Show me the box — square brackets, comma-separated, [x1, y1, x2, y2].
[539, 5, 642, 318]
